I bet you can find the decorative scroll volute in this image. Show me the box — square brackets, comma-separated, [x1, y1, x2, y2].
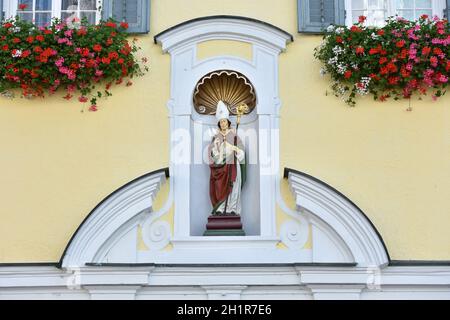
[193, 70, 256, 115]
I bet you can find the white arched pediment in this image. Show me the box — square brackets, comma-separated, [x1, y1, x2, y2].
[285, 168, 390, 267]
[153, 15, 293, 54]
[60, 169, 168, 268]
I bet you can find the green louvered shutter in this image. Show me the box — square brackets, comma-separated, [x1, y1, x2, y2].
[102, 0, 150, 34]
[0, 0, 4, 21]
[446, 0, 450, 20]
[298, 0, 345, 33]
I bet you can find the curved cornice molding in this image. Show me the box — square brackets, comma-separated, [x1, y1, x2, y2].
[284, 168, 390, 267]
[60, 169, 169, 268]
[154, 15, 293, 53]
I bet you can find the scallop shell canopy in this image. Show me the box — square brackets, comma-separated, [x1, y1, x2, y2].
[193, 70, 256, 115]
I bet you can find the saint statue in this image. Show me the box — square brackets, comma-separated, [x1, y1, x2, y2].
[208, 101, 246, 216]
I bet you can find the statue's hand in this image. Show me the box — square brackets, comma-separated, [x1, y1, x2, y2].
[225, 142, 239, 153]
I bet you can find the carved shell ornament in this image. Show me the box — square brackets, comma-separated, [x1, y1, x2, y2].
[193, 70, 256, 115]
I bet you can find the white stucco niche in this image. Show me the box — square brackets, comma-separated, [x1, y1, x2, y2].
[153, 16, 293, 241]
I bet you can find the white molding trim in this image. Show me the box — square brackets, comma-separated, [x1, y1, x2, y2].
[154, 16, 293, 54]
[1, 265, 449, 300]
[61, 170, 167, 268]
[287, 170, 390, 267]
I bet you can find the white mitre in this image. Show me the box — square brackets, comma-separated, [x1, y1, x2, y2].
[215, 100, 230, 121]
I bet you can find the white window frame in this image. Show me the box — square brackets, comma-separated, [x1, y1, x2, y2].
[344, 0, 447, 26]
[3, 0, 102, 24]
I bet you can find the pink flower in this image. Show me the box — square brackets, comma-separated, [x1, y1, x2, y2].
[78, 96, 88, 103]
[95, 70, 103, 77]
[59, 66, 69, 74]
[408, 48, 417, 60]
[67, 70, 76, 80]
[67, 84, 76, 93]
[439, 75, 448, 83]
[64, 30, 73, 38]
[89, 105, 98, 112]
[55, 57, 65, 67]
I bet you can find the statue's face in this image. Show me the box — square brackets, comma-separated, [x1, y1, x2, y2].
[219, 119, 229, 131]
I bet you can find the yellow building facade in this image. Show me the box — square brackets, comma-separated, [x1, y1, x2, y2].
[0, 0, 449, 300]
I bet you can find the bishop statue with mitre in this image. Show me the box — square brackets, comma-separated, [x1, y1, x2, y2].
[208, 101, 246, 216]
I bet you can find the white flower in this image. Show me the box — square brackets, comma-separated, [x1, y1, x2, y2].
[12, 26, 21, 33]
[326, 25, 335, 32]
[12, 50, 22, 58]
[335, 27, 345, 34]
[371, 33, 379, 40]
[355, 77, 371, 95]
[336, 63, 347, 75]
[327, 56, 338, 65]
[320, 68, 327, 76]
[332, 45, 344, 55]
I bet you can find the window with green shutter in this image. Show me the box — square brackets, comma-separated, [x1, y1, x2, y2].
[298, 0, 345, 33]
[102, 0, 150, 34]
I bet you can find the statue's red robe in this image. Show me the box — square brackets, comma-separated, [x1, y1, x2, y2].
[208, 129, 245, 214]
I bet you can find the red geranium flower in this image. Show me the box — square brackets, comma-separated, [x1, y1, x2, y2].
[433, 48, 442, 56]
[77, 28, 87, 36]
[396, 40, 405, 48]
[358, 16, 366, 23]
[21, 50, 31, 58]
[101, 57, 111, 65]
[344, 70, 352, 79]
[108, 51, 119, 60]
[105, 22, 117, 28]
[93, 44, 102, 52]
[80, 48, 90, 57]
[120, 22, 129, 29]
[355, 46, 365, 55]
[379, 57, 388, 64]
[19, 3, 28, 10]
[36, 35, 45, 42]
